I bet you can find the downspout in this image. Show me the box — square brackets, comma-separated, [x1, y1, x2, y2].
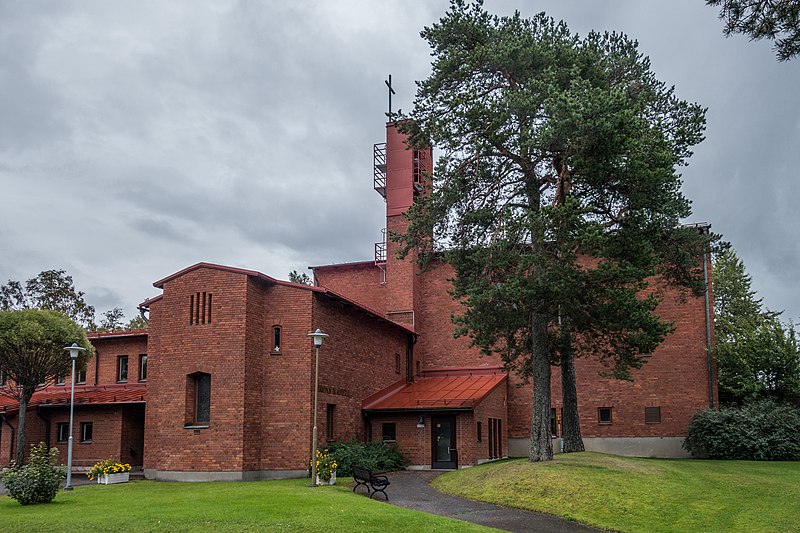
[702, 229, 714, 408]
[36, 406, 52, 449]
[1, 413, 15, 463]
[406, 333, 418, 384]
[95, 349, 100, 386]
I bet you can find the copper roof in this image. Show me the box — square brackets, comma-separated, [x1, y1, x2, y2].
[362, 367, 506, 411]
[0, 384, 146, 415]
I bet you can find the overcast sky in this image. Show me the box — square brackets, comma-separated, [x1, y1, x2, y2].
[1, 1, 799, 324]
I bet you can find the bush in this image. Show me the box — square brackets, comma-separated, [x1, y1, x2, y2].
[327, 440, 406, 477]
[684, 400, 800, 460]
[1, 442, 66, 505]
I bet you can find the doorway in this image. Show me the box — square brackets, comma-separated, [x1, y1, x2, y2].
[431, 415, 457, 469]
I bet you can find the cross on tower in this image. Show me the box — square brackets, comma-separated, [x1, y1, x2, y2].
[385, 75, 396, 121]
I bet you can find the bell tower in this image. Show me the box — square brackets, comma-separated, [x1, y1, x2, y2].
[372, 121, 432, 328]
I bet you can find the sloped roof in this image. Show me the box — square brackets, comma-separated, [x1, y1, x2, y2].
[362, 367, 507, 412]
[87, 330, 148, 340]
[0, 384, 146, 415]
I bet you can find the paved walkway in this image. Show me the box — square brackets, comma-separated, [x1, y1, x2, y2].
[382, 470, 600, 533]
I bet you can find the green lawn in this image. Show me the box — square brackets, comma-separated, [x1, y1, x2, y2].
[0, 477, 494, 532]
[432, 452, 800, 533]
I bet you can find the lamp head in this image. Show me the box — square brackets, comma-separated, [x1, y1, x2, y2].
[64, 342, 86, 360]
[307, 328, 329, 348]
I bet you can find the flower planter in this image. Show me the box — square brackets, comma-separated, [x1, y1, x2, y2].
[98, 472, 130, 485]
[316, 470, 336, 486]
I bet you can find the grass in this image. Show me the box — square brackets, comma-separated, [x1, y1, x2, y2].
[0, 477, 494, 532]
[432, 452, 800, 533]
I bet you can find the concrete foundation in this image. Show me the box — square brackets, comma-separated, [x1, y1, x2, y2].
[508, 436, 690, 458]
[144, 469, 307, 482]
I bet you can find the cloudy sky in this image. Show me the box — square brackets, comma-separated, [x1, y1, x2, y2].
[1, 1, 799, 323]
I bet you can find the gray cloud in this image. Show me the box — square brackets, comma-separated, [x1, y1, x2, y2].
[1, 0, 799, 323]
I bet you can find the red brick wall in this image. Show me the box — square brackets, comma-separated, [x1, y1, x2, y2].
[312, 293, 410, 452]
[313, 264, 387, 315]
[88, 336, 148, 386]
[47, 406, 126, 467]
[471, 381, 508, 463]
[144, 266, 250, 473]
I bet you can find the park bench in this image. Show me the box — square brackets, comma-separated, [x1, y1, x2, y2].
[351, 465, 391, 500]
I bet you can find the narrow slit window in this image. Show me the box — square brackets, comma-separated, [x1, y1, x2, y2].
[189, 292, 213, 325]
[117, 356, 128, 383]
[273, 326, 281, 352]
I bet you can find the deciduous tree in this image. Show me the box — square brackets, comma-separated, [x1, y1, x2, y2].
[0, 310, 93, 465]
[398, 0, 708, 460]
[1, 270, 96, 329]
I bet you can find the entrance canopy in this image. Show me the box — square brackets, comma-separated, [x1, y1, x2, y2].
[362, 367, 506, 412]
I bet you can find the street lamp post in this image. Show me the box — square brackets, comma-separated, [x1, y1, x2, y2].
[307, 328, 328, 487]
[63, 343, 85, 491]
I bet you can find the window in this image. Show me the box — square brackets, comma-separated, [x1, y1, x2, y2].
[645, 406, 662, 424]
[76, 367, 87, 384]
[477, 421, 482, 442]
[598, 407, 613, 424]
[382, 423, 396, 442]
[117, 356, 129, 383]
[488, 417, 502, 459]
[56, 373, 66, 385]
[395, 354, 401, 374]
[1, 367, 8, 387]
[139, 354, 148, 381]
[272, 326, 281, 353]
[80, 422, 93, 443]
[189, 292, 213, 325]
[57, 423, 69, 443]
[326, 404, 336, 441]
[416, 361, 421, 376]
[186, 372, 211, 426]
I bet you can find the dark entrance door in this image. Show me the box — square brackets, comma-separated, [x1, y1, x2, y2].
[431, 415, 458, 469]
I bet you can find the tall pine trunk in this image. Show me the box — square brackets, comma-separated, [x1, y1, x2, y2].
[529, 311, 553, 461]
[559, 329, 584, 453]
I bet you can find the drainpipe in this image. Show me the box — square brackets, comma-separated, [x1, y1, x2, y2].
[702, 228, 714, 408]
[36, 406, 52, 449]
[406, 333, 418, 384]
[1, 413, 15, 463]
[95, 349, 100, 386]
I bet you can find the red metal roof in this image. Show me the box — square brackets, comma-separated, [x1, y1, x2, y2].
[362, 367, 507, 411]
[0, 384, 146, 415]
[86, 330, 148, 340]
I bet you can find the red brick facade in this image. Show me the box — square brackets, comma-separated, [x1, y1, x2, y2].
[0, 120, 715, 476]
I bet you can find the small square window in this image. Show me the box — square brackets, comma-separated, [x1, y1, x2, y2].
[598, 407, 612, 424]
[382, 422, 396, 442]
[645, 406, 661, 424]
[80, 422, 93, 443]
[117, 356, 128, 382]
[57, 423, 69, 443]
[56, 373, 66, 385]
[139, 354, 148, 381]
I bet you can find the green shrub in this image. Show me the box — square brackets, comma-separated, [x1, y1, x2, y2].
[327, 440, 406, 476]
[684, 400, 800, 460]
[1, 442, 65, 505]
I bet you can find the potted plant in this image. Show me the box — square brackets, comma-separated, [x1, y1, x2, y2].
[87, 457, 132, 485]
[310, 449, 337, 485]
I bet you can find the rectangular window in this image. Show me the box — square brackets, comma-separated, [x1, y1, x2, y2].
[326, 404, 335, 441]
[395, 354, 401, 374]
[139, 354, 148, 381]
[477, 421, 482, 442]
[273, 326, 281, 352]
[382, 422, 396, 442]
[57, 422, 69, 443]
[0, 367, 6, 387]
[56, 373, 66, 385]
[187, 373, 211, 425]
[80, 422, 93, 443]
[550, 408, 557, 437]
[77, 367, 87, 384]
[117, 356, 128, 382]
[599, 407, 613, 424]
[645, 406, 662, 424]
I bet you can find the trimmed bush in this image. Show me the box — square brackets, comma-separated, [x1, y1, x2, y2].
[1, 442, 66, 505]
[327, 440, 406, 477]
[684, 400, 800, 460]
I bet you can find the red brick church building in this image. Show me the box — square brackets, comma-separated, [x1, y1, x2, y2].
[0, 122, 716, 480]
